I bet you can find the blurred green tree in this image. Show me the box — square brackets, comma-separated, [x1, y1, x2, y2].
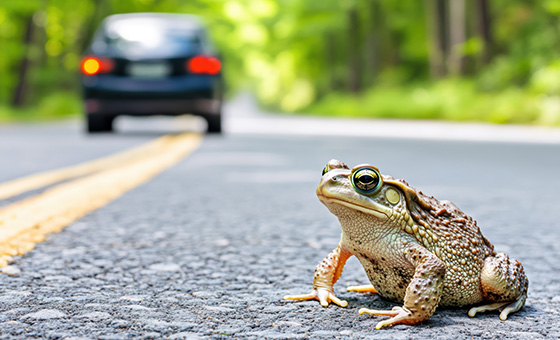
[1, 0, 560, 125]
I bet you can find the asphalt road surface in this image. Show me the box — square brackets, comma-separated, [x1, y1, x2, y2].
[1, 96, 559, 339]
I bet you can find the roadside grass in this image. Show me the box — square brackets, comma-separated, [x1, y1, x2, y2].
[0, 92, 81, 123]
[302, 80, 560, 126]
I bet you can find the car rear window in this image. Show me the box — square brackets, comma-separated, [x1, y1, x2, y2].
[98, 16, 205, 57]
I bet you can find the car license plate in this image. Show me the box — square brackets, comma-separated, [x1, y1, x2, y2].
[127, 62, 171, 78]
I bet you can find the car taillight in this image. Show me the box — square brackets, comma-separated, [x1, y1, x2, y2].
[81, 56, 114, 75]
[187, 56, 221, 75]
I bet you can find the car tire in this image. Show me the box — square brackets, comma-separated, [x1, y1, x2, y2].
[206, 114, 222, 134]
[87, 114, 114, 133]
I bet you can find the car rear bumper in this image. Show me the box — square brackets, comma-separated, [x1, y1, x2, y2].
[85, 98, 221, 116]
[83, 74, 221, 96]
[83, 74, 223, 116]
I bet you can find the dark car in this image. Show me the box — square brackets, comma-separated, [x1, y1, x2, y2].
[80, 13, 223, 133]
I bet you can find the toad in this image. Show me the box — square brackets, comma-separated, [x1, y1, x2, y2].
[284, 159, 528, 329]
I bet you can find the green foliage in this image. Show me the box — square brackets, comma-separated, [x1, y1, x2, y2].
[36, 92, 81, 118]
[0, 92, 80, 122]
[305, 80, 549, 125]
[1, 0, 560, 125]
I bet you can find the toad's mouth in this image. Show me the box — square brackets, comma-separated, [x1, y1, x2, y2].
[318, 194, 390, 218]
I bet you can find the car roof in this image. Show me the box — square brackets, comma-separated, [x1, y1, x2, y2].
[90, 13, 213, 58]
[103, 12, 205, 31]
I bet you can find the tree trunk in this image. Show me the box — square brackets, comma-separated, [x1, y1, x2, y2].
[347, 7, 361, 93]
[12, 15, 36, 107]
[364, 0, 381, 86]
[475, 0, 492, 64]
[325, 31, 337, 91]
[79, 0, 105, 53]
[425, 0, 448, 78]
[448, 0, 466, 75]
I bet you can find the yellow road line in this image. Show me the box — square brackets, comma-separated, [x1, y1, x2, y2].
[0, 135, 181, 201]
[0, 133, 202, 267]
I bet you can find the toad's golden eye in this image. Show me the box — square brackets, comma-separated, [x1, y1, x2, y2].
[322, 165, 329, 176]
[352, 168, 382, 194]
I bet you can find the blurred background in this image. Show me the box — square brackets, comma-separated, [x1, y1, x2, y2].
[2, 0, 560, 126]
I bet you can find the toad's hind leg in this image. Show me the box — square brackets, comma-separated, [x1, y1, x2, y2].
[468, 253, 528, 321]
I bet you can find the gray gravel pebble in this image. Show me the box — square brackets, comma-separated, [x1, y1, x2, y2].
[22, 309, 67, 320]
[0, 265, 21, 276]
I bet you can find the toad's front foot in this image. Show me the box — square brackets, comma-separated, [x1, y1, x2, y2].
[360, 306, 424, 330]
[284, 288, 348, 307]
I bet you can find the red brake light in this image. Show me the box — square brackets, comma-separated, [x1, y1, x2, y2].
[187, 56, 221, 75]
[81, 56, 114, 75]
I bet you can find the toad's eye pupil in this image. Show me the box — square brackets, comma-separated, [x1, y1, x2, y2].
[322, 165, 329, 176]
[352, 168, 381, 193]
[358, 174, 374, 184]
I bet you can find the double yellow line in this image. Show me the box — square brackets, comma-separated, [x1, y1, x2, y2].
[0, 133, 202, 268]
